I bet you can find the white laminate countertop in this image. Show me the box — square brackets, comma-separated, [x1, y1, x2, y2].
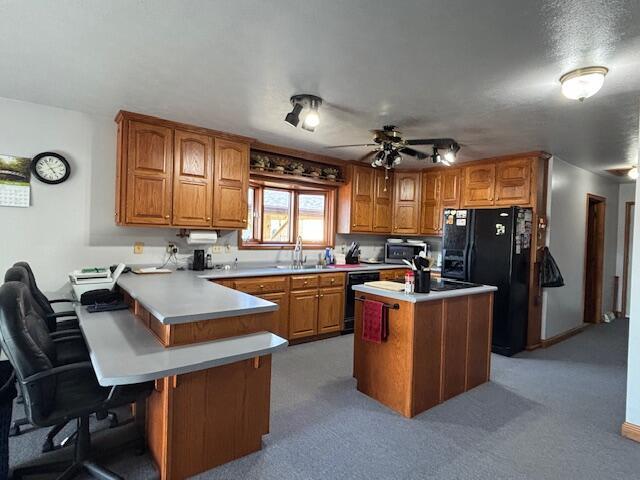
[117, 270, 278, 325]
[117, 263, 432, 325]
[75, 306, 288, 387]
[198, 262, 428, 280]
[352, 283, 497, 303]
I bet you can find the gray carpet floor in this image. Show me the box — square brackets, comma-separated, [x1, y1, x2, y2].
[9, 319, 639, 479]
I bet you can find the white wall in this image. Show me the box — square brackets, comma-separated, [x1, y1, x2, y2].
[615, 183, 636, 314]
[542, 157, 620, 339]
[625, 165, 640, 426]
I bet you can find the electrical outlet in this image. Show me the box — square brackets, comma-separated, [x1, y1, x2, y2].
[211, 245, 223, 253]
[166, 243, 178, 254]
[134, 242, 144, 254]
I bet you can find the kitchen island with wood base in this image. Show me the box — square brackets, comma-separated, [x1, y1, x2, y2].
[352, 283, 496, 418]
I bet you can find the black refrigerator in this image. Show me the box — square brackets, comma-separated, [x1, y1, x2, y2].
[441, 207, 533, 356]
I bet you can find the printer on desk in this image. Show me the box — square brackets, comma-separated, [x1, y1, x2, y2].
[69, 263, 126, 299]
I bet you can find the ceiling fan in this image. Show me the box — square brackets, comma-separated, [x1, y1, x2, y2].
[326, 125, 461, 170]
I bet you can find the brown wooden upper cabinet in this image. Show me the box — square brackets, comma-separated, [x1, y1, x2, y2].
[462, 163, 496, 208]
[495, 158, 531, 206]
[115, 111, 252, 229]
[420, 171, 442, 235]
[351, 165, 374, 232]
[393, 172, 421, 234]
[123, 120, 174, 225]
[212, 139, 250, 228]
[172, 129, 213, 227]
[372, 169, 393, 232]
[338, 165, 393, 234]
[441, 168, 461, 208]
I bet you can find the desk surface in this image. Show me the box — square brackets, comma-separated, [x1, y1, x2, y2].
[117, 270, 278, 325]
[75, 306, 288, 386]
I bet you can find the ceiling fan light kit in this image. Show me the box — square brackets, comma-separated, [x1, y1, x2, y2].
[327, 125, 461, 170]
[559, 66, 608, 101]
[284, 94, 323, 131]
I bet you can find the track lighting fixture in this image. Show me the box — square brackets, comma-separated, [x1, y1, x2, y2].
[432, 147, 442, 164]
[284, 94, 323, 132]
[284, 103, 303, 127]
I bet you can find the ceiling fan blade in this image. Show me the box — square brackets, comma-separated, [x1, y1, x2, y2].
[406, 137, 457, 147]
[399, 147, 429, 160]
[325, 143, 378, 149]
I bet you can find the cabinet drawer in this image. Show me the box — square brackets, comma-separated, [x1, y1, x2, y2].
[318, 273, 345, 288]
[379, 269, 408, 281]
[212, 279, 235, 289]
[233, 276, 288, 294]
[290, 275, 319, 290]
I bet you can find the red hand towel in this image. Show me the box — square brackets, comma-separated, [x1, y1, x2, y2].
[362, 300, 386, 343]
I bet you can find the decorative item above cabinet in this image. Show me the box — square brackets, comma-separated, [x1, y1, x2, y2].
[115, 111, 252, 229]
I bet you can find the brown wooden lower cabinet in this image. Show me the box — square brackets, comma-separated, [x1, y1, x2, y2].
[317, 286, 344, 334]
[289, 289, 319, 339]
[353, 291, 493, 418]
[258, 291, 289, 339]
[149, 356, 271, 480]
[213, 273, 346, 343]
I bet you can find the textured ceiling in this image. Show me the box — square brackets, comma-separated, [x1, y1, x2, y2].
[0, 0, 639, 180]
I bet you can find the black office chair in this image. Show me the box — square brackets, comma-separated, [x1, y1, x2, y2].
[13, 262, 79, 332]
[4, 266, 92, 446]
[0, 282, 153, 480]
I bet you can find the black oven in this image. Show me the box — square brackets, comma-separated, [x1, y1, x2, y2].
[343, 271, 380, 333]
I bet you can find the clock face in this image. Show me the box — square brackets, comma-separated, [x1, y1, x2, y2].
[31, 152, 70, 184]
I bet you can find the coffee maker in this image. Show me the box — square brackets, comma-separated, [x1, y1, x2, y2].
[192, 249, 205, 271]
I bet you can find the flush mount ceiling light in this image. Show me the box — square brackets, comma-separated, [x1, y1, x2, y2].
[559, 66, 609, 101]
[284, 94, 323, 131]
[629, 166, 639, 180]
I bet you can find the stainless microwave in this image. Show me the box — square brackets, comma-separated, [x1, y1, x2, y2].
[384, 241, 428, 264]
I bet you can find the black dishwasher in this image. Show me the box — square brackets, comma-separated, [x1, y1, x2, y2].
[343, 271, 380, 334]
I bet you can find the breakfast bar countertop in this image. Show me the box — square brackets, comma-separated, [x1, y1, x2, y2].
[117, 270, 279, 325]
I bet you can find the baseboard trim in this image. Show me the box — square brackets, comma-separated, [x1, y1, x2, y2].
[541, 323, 591, 348]
[621, 422, 640, 443]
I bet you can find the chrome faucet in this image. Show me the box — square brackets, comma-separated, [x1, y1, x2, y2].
[293, 235, 304, 268]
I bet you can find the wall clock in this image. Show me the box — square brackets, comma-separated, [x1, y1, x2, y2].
[31, 152, 71, 184]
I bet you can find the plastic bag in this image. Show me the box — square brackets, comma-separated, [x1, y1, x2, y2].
[540, 247, 565, 288]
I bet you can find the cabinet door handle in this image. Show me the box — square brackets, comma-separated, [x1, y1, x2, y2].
[243, 219, 247, 223]
[331, 278, 335, 283]
[206, 216, 211, 221]
[260, 284, 264, 288]
[165, 215, 170, 219]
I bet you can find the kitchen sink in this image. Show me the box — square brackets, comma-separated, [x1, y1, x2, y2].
[273, 264, 334, 270]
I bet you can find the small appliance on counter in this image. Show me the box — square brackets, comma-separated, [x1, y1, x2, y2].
[384, 239, 429, 264]
[192, 249, 206, 271]
[69, 263, 126, 299]
[345, 241, 360, 264]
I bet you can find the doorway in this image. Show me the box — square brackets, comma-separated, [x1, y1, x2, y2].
[622, 202, 635, 318]
[583, 194, 606, 324]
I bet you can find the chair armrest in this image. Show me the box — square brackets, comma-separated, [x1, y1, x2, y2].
[50, 329, 82, 338]
[52, 335, 83, 343]
[48, 299, 74, 304]
[47, 311, 77, 320]
[21, 362, 93, 386]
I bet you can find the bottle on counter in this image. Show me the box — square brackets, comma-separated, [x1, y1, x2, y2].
[404, 270, 415, 294]
[325, 247, 332, 265]
[205, 253, 213, 269]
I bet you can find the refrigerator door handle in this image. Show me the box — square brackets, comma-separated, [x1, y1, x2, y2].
[466, 244, 475, 282]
